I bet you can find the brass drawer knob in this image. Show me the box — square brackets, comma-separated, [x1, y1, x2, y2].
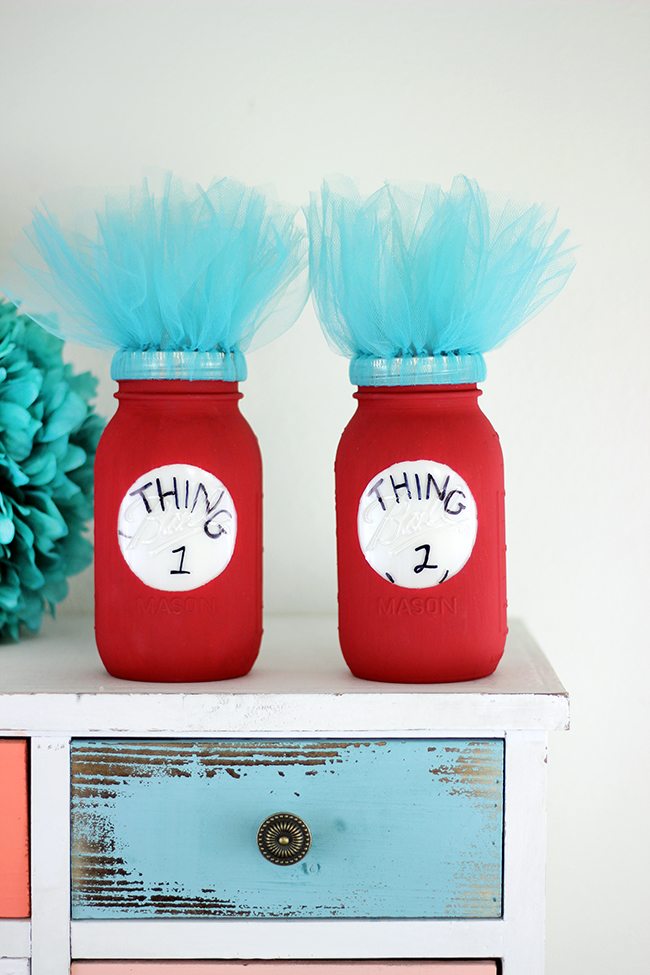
[257, 812, 311, 866]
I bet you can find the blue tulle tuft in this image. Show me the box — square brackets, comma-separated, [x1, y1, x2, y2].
[308, 176, 575, 384]
[5, 175, 308, 380]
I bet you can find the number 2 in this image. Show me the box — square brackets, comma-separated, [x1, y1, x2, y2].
[413, 543, 438, 574]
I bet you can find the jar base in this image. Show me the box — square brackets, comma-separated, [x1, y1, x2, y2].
[343, 657, 503, 685]
[340, 628, 506, 685]
[97, 655, 259, 683]
[95, 627, 262, 684]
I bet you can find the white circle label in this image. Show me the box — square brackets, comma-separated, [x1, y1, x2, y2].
[117, 463, 237, 592]
[357, 459, 477, 589]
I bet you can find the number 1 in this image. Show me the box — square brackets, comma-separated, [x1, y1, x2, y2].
[170, 545, 191, 575]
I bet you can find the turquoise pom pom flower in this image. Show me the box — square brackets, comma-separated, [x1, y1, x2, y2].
[309, 176, 575, 385]
[0, 299, 103, 640]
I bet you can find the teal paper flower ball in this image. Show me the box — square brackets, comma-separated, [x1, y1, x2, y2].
[0, 299, 103, 640]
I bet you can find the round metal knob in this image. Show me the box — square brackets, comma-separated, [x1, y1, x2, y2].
[257, 812, 311, 866]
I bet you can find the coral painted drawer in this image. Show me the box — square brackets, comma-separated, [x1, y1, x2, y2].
[71, 965, 497, 973]
[71, 738, 503, 920]
[0, 738, 29, 918]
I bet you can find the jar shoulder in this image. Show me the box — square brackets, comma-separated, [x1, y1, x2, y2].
[96, 402, 261, 473]
[338, 400, 502, 463]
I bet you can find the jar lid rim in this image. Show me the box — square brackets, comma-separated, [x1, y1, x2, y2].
[349, 353, 486, 386]
[111, 349, 247, 381]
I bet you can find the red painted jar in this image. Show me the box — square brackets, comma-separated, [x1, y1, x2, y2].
[94, 375, 262, 682]
[335, 382, 507, 683]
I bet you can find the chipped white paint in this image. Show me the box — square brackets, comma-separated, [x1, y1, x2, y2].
[71, 917, 505, 959]
[0, 960, 30, 975]
[30, 738, 70, 975]
[501, 733, 548, 975]
[0, 920, 29, 958]
[0, 616, 569, 736]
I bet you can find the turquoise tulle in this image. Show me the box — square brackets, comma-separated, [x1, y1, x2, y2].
[5, 176, 308, 381]
[309, 176, 575, 385]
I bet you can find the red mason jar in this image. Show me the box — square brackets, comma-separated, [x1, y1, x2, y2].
[335, 381, 507, 683]
[95, 360, 262, 682]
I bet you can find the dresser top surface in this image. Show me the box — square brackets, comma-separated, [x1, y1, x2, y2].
[0, 614, 568, 734]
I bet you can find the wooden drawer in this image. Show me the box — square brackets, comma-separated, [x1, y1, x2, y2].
[72, 961, 497, 975]
[71, 965, 497, 973]
[0, 738, 29, 918]
[71, 738, 503, 920]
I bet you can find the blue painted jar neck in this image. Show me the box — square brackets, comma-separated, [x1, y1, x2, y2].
[111, 349, 247, 382]
[349, 353, 486, 386]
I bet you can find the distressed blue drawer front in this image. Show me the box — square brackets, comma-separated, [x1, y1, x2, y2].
[71, 739, 503, 919]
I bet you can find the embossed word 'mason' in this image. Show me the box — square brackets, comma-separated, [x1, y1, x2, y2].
[136, 596, 222, 615]
[377, 596, 460, 616]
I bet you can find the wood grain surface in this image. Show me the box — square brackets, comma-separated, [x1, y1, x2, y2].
[71, 738, 503, 920]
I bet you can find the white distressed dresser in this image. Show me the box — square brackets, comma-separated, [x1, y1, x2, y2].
[0, 615, 568, 975]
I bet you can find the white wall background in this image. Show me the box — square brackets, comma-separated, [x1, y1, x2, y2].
[1, 1, 648, 971]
